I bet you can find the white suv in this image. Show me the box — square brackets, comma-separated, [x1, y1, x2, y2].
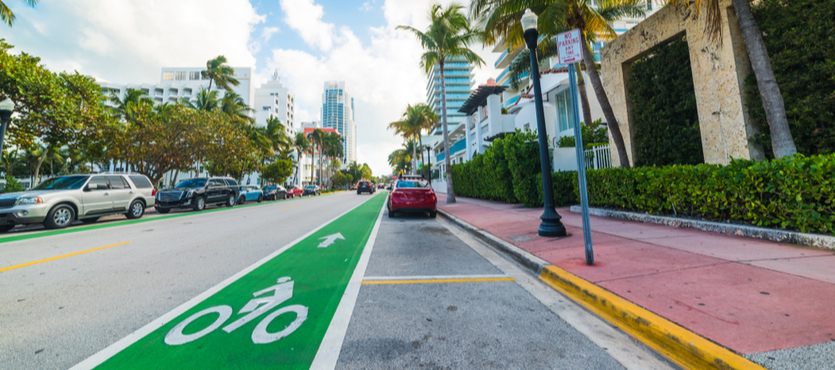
[0, 174, 156, 232]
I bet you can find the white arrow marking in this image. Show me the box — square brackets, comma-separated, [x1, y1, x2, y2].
[317, 233, 345, 248]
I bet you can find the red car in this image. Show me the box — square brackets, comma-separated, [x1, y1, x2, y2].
[286, 185, 304, 198]
[387, 176, 437, 218]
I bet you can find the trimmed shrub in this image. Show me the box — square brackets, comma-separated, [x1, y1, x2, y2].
[628, 34, 704, 166]
[503, 129, 542, 207]
[745, 0, 835, 157]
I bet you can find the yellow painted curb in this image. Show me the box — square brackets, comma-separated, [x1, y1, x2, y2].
[538, 265, 765, 370]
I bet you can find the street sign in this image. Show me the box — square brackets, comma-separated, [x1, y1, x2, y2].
[557, 29, 583, 65]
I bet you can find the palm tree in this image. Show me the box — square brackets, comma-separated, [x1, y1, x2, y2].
[388, 104, 424, 175]
[201, 55, 240, 93]
[416, 104, 439, 173]
[664, 0, 796, 158]
[293, 132, 310, 186]
[398, 3, 485, 203]
[220, 90, 255, 125]
[0, 0, 37, 27]
[109, 88, 153, 124]
[181, 87, 220, 112]
[308, 129, 324, 186]
[471, 0, 646, 168]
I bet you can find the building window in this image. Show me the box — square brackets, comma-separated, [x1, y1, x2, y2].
[183, 88, 192, 95]
[175, 71, 186, 80]
[190, 71, 201, 80]
[556, 90, 574, 132]
[169, 88, 178, 95]
[263, 107, 270, 111]
[647, 0, 652, 10]
[162, 72, 174, 81]
[154, 88, 164, 96]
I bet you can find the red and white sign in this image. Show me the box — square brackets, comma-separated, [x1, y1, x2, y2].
[557, 29, 583, 65]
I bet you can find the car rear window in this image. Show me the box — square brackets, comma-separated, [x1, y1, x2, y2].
[396, 180, 430, 189]
[129, 175, 153, 189]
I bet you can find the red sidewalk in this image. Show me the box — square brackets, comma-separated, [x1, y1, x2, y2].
[436, 194, 835, 355]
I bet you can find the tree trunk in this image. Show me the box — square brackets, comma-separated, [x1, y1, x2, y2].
[575, 63, 593, 127]
[731, 0, 796, 158]
[580, 33, 631, 168]
[32, 146, 49, 187]
[207, 78, 214, 93]
[412, 137, 417, 175]
[419, 135, 425, 178]
[440, 59, 456, 203]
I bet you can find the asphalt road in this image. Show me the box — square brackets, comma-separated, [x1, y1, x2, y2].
[2, 190, 675, 369]
[0, 191, 366, 370]
[336, 211, 675, 370]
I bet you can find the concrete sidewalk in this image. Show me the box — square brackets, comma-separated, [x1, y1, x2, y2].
[436, 194, 835, 369]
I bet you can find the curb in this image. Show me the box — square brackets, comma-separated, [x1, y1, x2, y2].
[437, 208, 765, 370]
[569, 205, 835, 250]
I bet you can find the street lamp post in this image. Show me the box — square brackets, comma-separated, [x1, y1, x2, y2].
[0, 99, 15, 163]
[424, 145, 432, 181]
[521, 9, 567, 237]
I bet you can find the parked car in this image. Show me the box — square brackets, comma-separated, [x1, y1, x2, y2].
[285, 185, 303, 198]
[262, 185, 287, 201]
[237, 185, 264, 204]
[357, 181, 374, 195]
[155, 177, 239, 213]
[303, 185, 321, 196]
[377, 183, 385, 189]
[0, 173, 156, 232]
[388, 176, 436, 218]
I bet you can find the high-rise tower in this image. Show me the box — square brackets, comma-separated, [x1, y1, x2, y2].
[425, 57, 475, 127]
[322, 81, 356, 165]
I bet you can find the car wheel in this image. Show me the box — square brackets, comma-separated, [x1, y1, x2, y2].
[429, 211, 437, 218]
[388, 210, 396, 218]
[226, 194, 236, 207]
[80, 217, 100, 224]
[282, 193, 287, 200]
[44, 204, 75, 229]
[157, 208, 171, 214]
[193, 196, 206, 211]
[257, 194, 263, 203]
[127, 200, 145, 219]
[0, 224, 14, 233]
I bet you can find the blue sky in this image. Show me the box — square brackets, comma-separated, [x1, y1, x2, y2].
[3, 0, 498, 176]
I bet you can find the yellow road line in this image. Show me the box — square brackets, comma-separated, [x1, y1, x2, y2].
[362, 277, 515, 285]
[281, 205, 301, 210]
[0, 242, 131, 273]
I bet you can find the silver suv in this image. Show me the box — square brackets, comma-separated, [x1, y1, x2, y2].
[0, 174, 156, 232]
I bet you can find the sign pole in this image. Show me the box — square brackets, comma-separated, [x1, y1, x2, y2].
[559, 29, 594, 265]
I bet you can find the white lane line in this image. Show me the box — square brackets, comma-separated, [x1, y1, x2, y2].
[362, 274, 510, 281]
[70, 195, 379, 370]
[309, 198, 386, 370]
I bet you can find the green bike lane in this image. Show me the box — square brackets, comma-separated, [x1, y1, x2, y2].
[72, 192, 387, 370]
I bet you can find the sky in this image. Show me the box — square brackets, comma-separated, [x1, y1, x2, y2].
[2, 0, 500, 177]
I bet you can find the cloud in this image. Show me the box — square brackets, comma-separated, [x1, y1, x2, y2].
[3, 0, 264, 84]
[359, 1, 375, 12]
[279, 0, 335, 51]
[261, 26, 280, 42]
[265, 0, 499, 176]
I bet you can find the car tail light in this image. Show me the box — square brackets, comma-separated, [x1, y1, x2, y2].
[152, 188, 156, 196]
[392, 191, 405, 197]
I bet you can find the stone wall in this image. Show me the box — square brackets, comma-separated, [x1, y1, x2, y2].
[600, 0, 764, 166]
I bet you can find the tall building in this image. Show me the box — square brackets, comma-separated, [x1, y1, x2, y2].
[254, 70, 295, 135]
[321, 81, 356, 165]
[98, 66, 254, 109]
[425, 57, 475, 126]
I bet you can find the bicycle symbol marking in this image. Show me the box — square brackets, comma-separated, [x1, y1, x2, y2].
[164, 277, 308, 346]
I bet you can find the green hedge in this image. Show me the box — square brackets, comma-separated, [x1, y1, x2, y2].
[581, 155, 835, 233]
[746, 0, 835, 157]
[453, 145, 835, 234]
[628, 34, 704, 166]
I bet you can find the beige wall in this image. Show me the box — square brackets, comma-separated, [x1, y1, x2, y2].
[600, 0, 764, 166]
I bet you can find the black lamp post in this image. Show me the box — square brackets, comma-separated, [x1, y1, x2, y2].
[521, 9, 567, 237]
[424, 145, 432, 180]
[0, 99, 14, 161]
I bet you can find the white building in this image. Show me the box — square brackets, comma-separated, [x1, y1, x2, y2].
[322, 81, 356, 165]
[254, 70, 295, 135]
[98, 66, 254, 108]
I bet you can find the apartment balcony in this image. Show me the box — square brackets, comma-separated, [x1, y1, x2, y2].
[436, 139, 467, 162]
[502, 94, 521, 109]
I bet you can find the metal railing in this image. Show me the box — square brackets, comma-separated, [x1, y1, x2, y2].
[584, 145, 612, 170]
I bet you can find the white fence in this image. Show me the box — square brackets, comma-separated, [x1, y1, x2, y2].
[584, 145, 612, 170]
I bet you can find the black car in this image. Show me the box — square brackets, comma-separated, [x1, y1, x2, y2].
[357, 181, 374, 195]
[155, 177, 240, 213]
[262, 185, 287, 200]
[303, 185, 320, 196]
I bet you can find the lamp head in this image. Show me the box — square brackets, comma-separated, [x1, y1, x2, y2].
[521, 9, 538, 32]
[0, 99, 13, 121]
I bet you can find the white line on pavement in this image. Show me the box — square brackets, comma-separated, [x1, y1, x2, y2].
[69, 194, 378, 370]
[309, 199, 386, 370]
